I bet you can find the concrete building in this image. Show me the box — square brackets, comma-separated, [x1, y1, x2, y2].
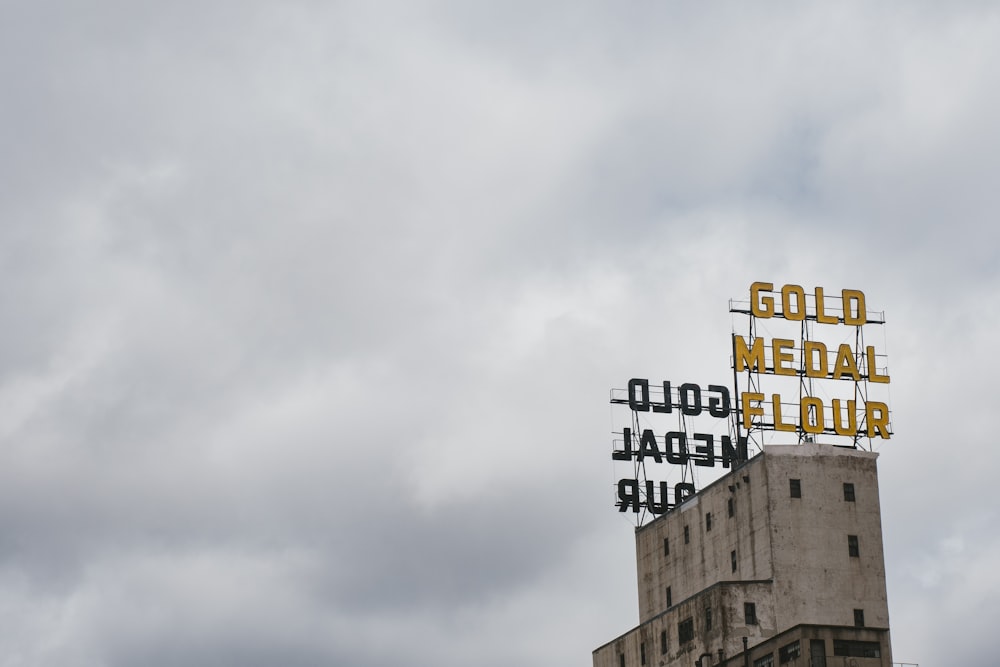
[594, 443, 892, 667]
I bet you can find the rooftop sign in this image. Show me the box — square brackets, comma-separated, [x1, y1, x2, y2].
[610, 282, 891, 520]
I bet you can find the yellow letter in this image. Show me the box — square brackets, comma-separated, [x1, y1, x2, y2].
[734, 335, 766, 372]
[866, 346, 890, 383]
[842, 289, 867, 325]
[772, 338, 796, 376]
[781, 284, 806, 321]
[741, 392, 765, 429]
[866, 401, 890, 438]
[751, 282, 775, 318]
[804, 340, 829, 378]
[832, 399, 857, 436]
[832, 344, 860, 381]
[814, 287, 838, 324]
[772, 394, 796, 432]
[800, 396, 824, 434]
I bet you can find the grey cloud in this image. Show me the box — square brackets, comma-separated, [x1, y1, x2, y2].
[2, 1, 1000, 666]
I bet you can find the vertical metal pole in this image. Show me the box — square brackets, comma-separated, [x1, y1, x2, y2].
[731, 332, 742, 447]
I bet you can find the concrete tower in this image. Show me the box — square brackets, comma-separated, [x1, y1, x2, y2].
[594, 443, 892, 667]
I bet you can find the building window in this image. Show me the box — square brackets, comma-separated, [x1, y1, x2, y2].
[660, 630, 667, 654]
[833, 640, 880, 658]
[854, 608, 865, 627]
[844, 482, 856, 502]
[666, 586, 672, 607]
[731, 550, 737, 573]
[619, 653, 625, 667]
[789, 478, 801, 498]
[678, 618, 694, 644]
[684, 525, 690, 544]
[848, 534, 860, 557]
[705, 607, 712, 631]
[706, 512, 712, 532]
[664, 537, 669, 556]
[744, 602, 757, 625]
[778, 641, 800, 664]
[640, 641, 646, 665]
[728, 497, 734, 517]
[753, 654, 774, 667]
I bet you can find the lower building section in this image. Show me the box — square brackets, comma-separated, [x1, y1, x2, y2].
[594, 609, 891, 667]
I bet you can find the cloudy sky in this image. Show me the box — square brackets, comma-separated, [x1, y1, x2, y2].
[2, 1, 999, 665]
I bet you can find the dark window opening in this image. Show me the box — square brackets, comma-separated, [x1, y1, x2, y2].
[705, 607, 712, 631]
[664, 537, 669, 556]
[854, 608, 865, 627]
[778, 641, 801, 664]
[848, 534, 859, 558]
[640, 641, 646, 665]
[678, 618, 694, 644]
[660, 630, 667, 654]
[731, 550, 737, 573]
[666, 586, 672, 607]
[833, 640, 880, 658]
[809, 640, 826, 667]
[844, 483, 856, 502]
[728, 497, 734, 517]
[789, 478, 801, 498]
[684, 525, 690, 544]
[706, 512, 712, 532]
[744, 602, 757, 625]
[619, 653, 625, 667]
[753, 654, 773, 667]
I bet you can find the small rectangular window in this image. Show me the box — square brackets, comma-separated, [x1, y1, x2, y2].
[705, 606, 712, 631]
[664, 537, 670, 556]
[666, 586, 672, 607]
[854, 608, 865, 627]
[752, 654, 773, 667]
[660, 630, 667, 654]
[844, 483, 856, 502]
[684, 525, 690, 544]
[728, 497, 734, 517]
[789, 478, 801, 498]
[706, 512, 712, 532]
[640, 641, 646, 665]
[833, 640, 880, 658]
[731, 550, 737, 573]
[744, 602, 757, 625]
[619, 653, 625, 667]
[678, 618, 694, 644]
[848, 534, 859, 557]
[778, 640, 801, 664]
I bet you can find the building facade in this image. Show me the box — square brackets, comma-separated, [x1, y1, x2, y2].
[594, 443, 892, 667]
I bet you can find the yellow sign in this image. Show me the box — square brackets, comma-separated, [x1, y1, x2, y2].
[734, 282, 891, 440]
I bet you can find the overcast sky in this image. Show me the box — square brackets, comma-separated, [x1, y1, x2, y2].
[2, 1, 999, 665]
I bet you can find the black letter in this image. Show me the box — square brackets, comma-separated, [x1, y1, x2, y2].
[707, 385, 731, 418]
[639, 429, 663, 464]
[628, 378, 650, 412]
[612, 427, 633, 461]
[652, 381, 673, 413]
[721, 435, 748, 467]
[665, 431, 688, 465]
[693, 433, 715, 468]
[680, 383, 702, 416]
[646, 480, 670, 514]
[618, 479, 641, 512]
[675, 482, 696, 504]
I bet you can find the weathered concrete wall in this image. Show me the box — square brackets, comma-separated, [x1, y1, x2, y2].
[593, 581, 776, 667]
[764, 444, 890, 632]
[635, 454, 774, 624]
